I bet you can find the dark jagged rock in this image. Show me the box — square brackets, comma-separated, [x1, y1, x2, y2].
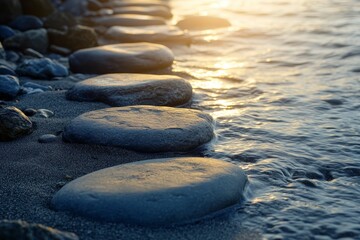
[176, 16, 231, 30]
[0, 106, 33, 141]
[43, 11, 77, 30]
[19, 0, 55, 17]
[3, 28, 48, 53]
[48, 25, 98, 51]
[9, 15, 43, 31]
[0, 220, 78, 240]
[0, 25, 16, 41]
[0, 75, 20, 99]
[69, 43, 174, 74]
[0, 0, 22, 24]
[16, 58, 68, 79]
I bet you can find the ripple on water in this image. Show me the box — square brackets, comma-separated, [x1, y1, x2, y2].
[172, 0, 360, 238]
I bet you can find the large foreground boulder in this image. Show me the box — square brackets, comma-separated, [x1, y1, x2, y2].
[0, 220, 78, 240]
[69, 43, 174, 74]
[66, 74, 192, 107]
[63, 105, 214, 152]
[52, 157, 248, 226]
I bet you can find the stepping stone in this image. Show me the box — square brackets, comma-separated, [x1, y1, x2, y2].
[105, 0, 170, 10]
[177, 16, 231, 30]
[63, 106, 214, 152]
[105, 25, 190, 44]
[66, 74, 192, 107]
[52, 157, 248, 226]
[113, 6, 172, 19]
[69, 43, 174, 74]
[92, 14, 166, 27]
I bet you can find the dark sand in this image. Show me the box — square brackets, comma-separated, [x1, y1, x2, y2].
[0, 78, 262, 239]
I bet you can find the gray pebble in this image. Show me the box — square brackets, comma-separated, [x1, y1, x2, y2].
[38, 134, 57, 143]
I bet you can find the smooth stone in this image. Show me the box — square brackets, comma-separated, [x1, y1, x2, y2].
[22, 81, 52, 91]
[48, 25, 98, 51]
[60, 0, 88, 16]
[49, 45, 72, 55]
[176, 16, 231, 30]
[35, 108, 54, 118]
[0, 0, 22, 24]
[19, 0, 55, 17]
[0, 43, 5, 59]
[0, 65, 16, 76]
[66, 74, 192, 107]
[9, 15, 43, 31]
[16, 58, 68, 79]
[0, 220, 78, 240]
[23, 48, 44, 58]
[105, 25, 190, 44]
[0, 106, 33, 141]
[105, 0, 170, 10]
[87, 0, 102, 11]
[69, 43, 174, 74]
[0, 75, 20, 99]
[52, 157, 247, 226]
[91, 14, 166, 27]
[44, 11, 77, 30]
[113, 6, 172, 19]
[5, 50, 20, 62]
[38, 133, 57, 143]
[22, 108, 37, 116]
[63, 105, 214, 152]
[3, 28, 49, 53]
[0, 25, 16, 41]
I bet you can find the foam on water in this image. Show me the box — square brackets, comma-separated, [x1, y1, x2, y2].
[171, 0, 360, 239]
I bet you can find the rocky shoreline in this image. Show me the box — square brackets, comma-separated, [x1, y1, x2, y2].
[0, 0, 261, 239]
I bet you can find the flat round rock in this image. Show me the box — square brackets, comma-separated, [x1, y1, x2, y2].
[63, 105, 214, 152]
[105, 0, 170, 10]
[105, 25, 190, 44]
[52, 157, 248, 226]
[113, 6, 172, 19]
[66, 74, 193, 107]
[92, 14, 166, 27]
[69, 43, 174, 74]
[177, 16, 231, 30]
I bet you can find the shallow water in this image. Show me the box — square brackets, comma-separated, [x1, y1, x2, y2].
[170, 0, 360, 239]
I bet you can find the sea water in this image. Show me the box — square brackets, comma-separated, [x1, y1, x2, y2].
[171, 0, 360, 239]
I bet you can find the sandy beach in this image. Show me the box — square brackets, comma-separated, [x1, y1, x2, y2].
[0, 78, 261, 239]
